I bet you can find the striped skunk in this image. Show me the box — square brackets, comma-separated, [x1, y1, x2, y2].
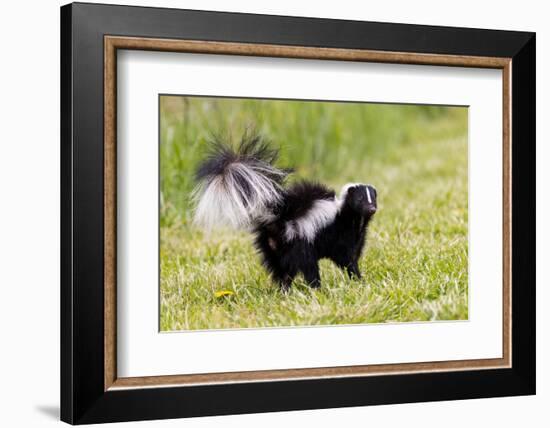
[193, 134, 377, 291]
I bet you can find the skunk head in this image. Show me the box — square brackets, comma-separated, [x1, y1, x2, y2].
[341, 183, 377, 217]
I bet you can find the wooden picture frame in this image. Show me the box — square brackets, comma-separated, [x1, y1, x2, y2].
[61, 2, 535, 424]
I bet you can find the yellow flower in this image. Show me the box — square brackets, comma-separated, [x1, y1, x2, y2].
[214, 290, 234, 298]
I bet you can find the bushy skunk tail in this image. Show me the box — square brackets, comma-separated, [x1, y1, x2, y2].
[193, 134, 289, 230]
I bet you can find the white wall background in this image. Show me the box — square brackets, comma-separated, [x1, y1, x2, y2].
[0, 0, 545, 426]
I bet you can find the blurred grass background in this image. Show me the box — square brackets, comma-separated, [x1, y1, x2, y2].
[160, 95, 468, 331]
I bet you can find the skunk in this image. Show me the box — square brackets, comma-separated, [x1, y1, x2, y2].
[193, 135, 377, 291]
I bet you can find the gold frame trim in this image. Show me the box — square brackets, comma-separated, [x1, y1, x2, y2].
[104, 36, 512, 391]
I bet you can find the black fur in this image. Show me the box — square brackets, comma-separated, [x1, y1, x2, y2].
[254, 182, 377, 291]
[193, 135, 378, 291]
[274, 181, 336, 224]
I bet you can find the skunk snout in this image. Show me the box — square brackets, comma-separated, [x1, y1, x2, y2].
[366, 205, 377, 215]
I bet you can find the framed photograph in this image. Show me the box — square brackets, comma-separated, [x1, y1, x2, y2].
[60, 2, 535, 424]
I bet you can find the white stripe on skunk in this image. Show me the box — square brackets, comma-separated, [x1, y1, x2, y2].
[283, 182, 364, 242]
[284, 198, 341, 242]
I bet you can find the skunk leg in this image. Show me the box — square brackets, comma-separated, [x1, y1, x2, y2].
[279, 274, 295, 293]
[346, 261, 361, 279]
[302, 262, 321, 289]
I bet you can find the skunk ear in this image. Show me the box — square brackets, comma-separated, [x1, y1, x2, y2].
[371, 186, 377, 198]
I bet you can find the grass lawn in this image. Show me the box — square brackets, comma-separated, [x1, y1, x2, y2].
[159, 96, 468, 331]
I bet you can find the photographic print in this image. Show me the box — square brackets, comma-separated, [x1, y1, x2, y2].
[159, 95, 468, 331]
[62, 6, 535, 422]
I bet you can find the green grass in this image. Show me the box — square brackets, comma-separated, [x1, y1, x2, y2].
[160, 96, 468, 331]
